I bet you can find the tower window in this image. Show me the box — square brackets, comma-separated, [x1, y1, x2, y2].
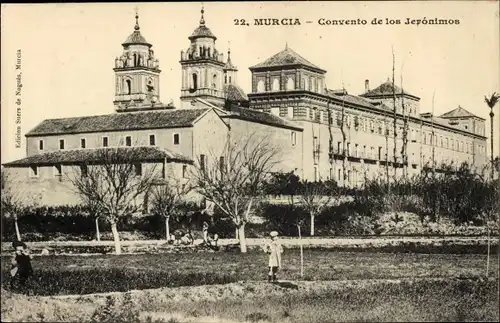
[192, 74, 198, 90]
[125, 136, 132, 147]
[257, 80, 265, 92]
[173, 133, 180, 145]
[125, 79, 132, 95]
[183, 165, 188, 178]
[291, 132, 296, 146]
[272, 78, 280, 91]
[80, 138, 86, 149]
[102, 136, 109, 147]
[225, 74, 228, 84]
[38, 140, 44, 151]
[59, 139, 65, 150]
[149, 134, 156, 146]
[213, 74, 217, 89]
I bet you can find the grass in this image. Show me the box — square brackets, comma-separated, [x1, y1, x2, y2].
[2, 278, 498, 322]
[2, 249, 498, 296]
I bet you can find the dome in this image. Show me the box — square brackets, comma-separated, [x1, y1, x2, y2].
[122, 14, 152, 47]
[188, 7, 216, 41]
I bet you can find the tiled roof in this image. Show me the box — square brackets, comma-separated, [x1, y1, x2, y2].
[224, 84, 248, 102]
[3, 147, 192, 167]
[325, 89, 375, 109]
[362, 80, 418, 99]
[189, 25, 216, 40]
[122, 30, 151, 47]
[249, 47, 325, 72]
[26, 109, 209, 137]
[440, 106, 482, 119]
[222, 106, 302, 131]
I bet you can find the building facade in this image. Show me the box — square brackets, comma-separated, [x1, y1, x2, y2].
[2, 8, 488, 206]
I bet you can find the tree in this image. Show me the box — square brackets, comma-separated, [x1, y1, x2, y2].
[150, 179, 192, 240]
[68, 148, 160, 254]
[192, 133, 281, 253]
[484, 92, 499, 180]
[299, 180, 337, 236]
[1, 169, 24, 241]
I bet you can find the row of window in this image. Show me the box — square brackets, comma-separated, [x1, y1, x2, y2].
[256, 76, 324, 93]
[38, 133, 182, 151]
[421, 133, 482, 154]
[29, 163, 190, 179]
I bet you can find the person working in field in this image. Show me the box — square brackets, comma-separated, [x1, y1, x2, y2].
[263, 231, 284, 283]
[10, 240, 34, 293]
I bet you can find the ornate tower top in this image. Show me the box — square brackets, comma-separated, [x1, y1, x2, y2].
[114, 9, 163, 112]
[224, 45, 237, 71]
[188, 6, 217, 41]
[122, 10, 152, 48]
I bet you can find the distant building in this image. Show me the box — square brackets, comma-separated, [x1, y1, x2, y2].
[2, 8, 487, 206]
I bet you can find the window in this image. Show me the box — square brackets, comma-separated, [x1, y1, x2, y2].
[272, 78, 280, 91]
[134, 163, 142, 176]
[149, 134, 156, 146]
[346, 143, 350, 156]
[80, 165, 88, 177]
[38, 140, 44, 151]
[337, 141, 342, 154]
[338, 169, 342, 182]
[363, 145, 366, 157]
[314, 167, 318, 181]
[200, 154, 206, 172]
[286, 77, 294, 90]
[303, 77, 309, 90]
[125, 79, 132, 95]
[257, 80, 265, 92]
[53, 165, 62, 177]
[330, 168, 333, 180]
[59, 139, 65, 150]
[102, 136, 109, 147]
[173, 133, 180, 145]
[80, 138, 86, 149]
[355, 144, 359, 157]
[445, 138, 449, 148]
[291, 132, 296, 146]
[423, 133, 427, 144]
[370, 147, 374, 159]
[29, 166, 38, 178]
[287, 107, 294, 118]
[378, 147, 382, 160]
[125, 136, 132, 147]
[182, 165, 188, 178]
[192, 73, 198, 90]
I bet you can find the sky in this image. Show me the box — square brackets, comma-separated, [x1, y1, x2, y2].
[1, 1, 499, 163]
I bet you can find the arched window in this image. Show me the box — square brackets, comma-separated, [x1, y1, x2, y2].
[303, 77, 308, 90]
[272, 78, 280, 91]
[309, 77, 313, 91]
[125, 79, 132, 95]
[192, 73, 198, 90]
[257, 80, 265, 92]
[224, 74, 228, 84]
[286, 77, 295, 90]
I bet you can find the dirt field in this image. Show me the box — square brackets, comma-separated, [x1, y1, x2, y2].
[2, 249, 499, 322]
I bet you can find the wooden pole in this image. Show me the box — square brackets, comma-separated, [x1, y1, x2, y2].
[298, 224, 304, 279]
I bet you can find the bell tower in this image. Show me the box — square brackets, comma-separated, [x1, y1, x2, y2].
[113, 10, 163, 112]
[180, 7, 226, 108]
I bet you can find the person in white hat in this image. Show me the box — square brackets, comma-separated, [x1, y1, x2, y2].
[263, 231, 283, 282]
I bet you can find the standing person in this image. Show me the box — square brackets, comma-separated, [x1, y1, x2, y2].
[202, 221, 209, 244]
[10, 241, 34, 293]
[263, 231, 284, 283]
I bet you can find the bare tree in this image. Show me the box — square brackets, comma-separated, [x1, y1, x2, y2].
[191, 133, 281, 253]
[1, 169, 24, 241]
[150, 179, 193, 240]
[299, 180, 337, 236]
[392, 48, 398, 179]
[68, 148, 160, 254]
[484, 92, 499, 180]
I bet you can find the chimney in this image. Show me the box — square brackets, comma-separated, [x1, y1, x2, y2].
[365, 79, 370, 93]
